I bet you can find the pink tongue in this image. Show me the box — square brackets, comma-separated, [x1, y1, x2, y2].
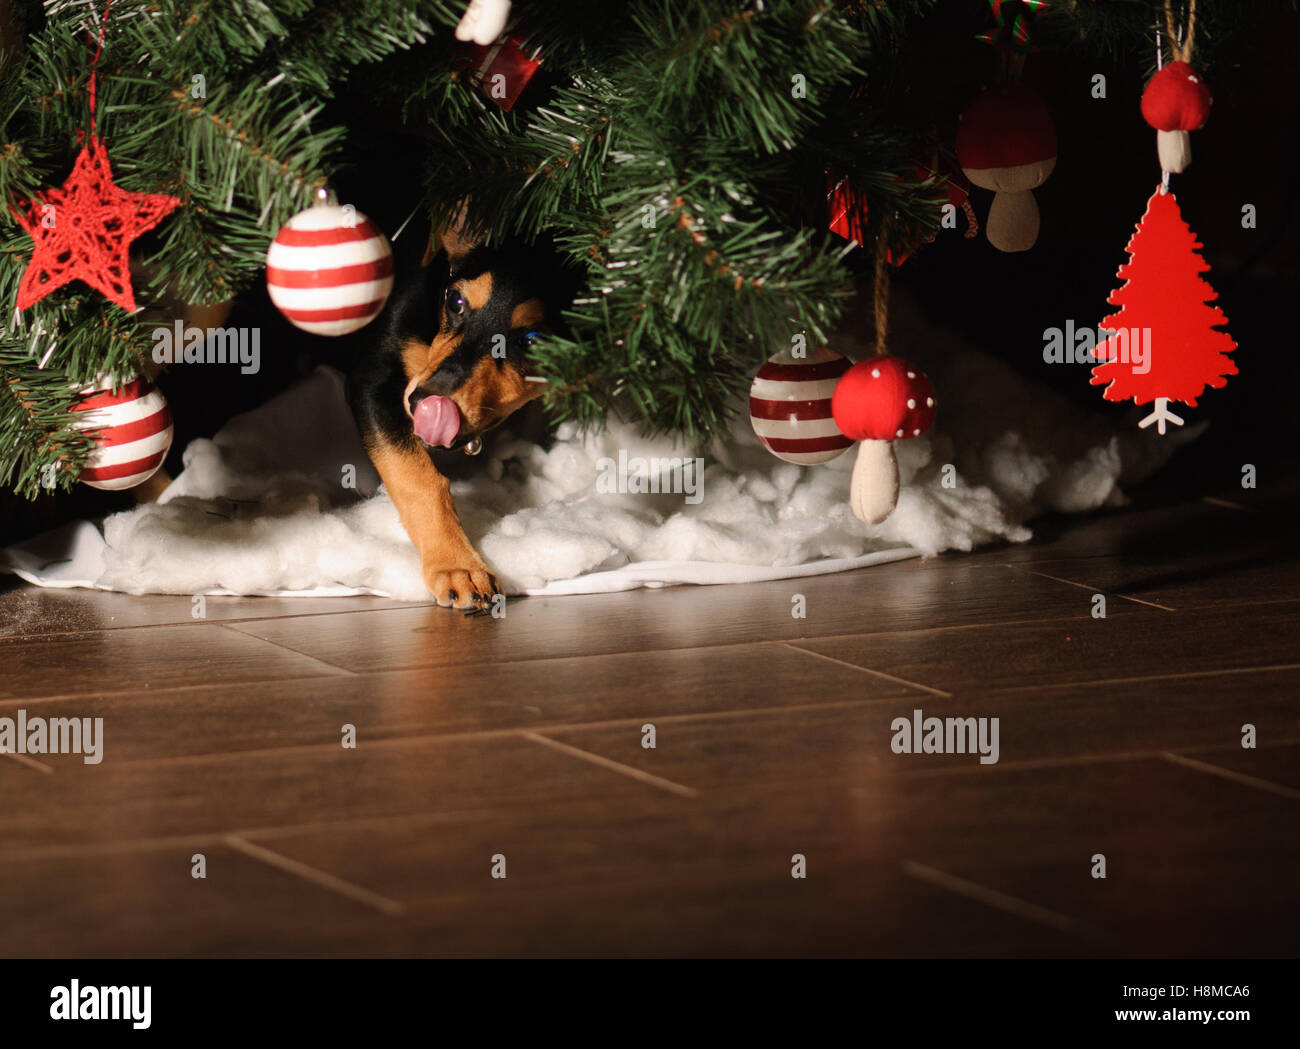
[412, 395, 460, 448]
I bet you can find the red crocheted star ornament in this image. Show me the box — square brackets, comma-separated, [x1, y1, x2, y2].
[11, 135, 180, 312]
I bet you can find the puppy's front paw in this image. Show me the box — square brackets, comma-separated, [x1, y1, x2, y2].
[424, 562, 501, 610]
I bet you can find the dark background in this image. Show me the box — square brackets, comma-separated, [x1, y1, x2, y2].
[3, 4, 1296, 546]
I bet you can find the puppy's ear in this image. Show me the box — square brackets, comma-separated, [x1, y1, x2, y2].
[423, 199, 483, 266]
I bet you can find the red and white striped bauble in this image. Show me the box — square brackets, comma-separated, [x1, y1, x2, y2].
[70, 374, 173, 491]
[748, 346, 853, 464]
[266, 204, 394, 336]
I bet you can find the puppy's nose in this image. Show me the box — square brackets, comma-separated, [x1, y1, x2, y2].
[415, 360, 467, 403]
[408, 379, 449, 414]
[408, 383, 453, 415]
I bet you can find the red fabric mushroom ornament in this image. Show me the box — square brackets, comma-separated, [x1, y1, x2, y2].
[1141, 61, 1211, 175]
[956, 85, 1057, 253]
[831, 356, 937, 525]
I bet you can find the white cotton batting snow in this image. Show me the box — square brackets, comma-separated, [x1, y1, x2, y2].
[5, 294, 1200, 600]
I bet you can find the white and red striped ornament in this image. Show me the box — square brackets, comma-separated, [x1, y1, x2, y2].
[266, 203, 394, 336]
[70, 374, 173, 491]
[748, 346, 853, 465]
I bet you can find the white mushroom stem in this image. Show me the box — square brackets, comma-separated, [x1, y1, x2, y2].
[963, 158, 1055, 254]
[986, 190, 1040, 253]
[849, 438, 900, 525]
[1156, 130, 1192, 174]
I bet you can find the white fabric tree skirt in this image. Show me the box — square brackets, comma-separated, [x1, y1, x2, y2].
[2, 342, 1197, 600]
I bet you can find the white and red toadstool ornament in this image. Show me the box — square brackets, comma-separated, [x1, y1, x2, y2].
[1141, 61, 1211, 175]
[956, 85, 1057, 253]
[831, 357, 936, 524]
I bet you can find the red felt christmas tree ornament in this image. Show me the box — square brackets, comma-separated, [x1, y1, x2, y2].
[1090, 186, 1235, 433]
[1089, 0, 1235, 434]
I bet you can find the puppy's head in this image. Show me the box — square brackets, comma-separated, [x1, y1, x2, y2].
[401, 215, 548, 450]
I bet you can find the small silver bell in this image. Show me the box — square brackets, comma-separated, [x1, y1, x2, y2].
[464, 436, 483, 457]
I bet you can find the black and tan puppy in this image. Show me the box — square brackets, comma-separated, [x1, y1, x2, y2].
[347, 218, 550, 608]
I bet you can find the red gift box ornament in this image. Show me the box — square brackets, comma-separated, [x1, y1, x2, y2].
[454, 34, 541, 112]
[827, 164, 977, 263]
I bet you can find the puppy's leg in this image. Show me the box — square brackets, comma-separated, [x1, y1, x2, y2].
[367, 434, 499, 609]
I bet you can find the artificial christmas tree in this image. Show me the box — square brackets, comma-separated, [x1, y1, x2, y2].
[0, 0, 1276, 503]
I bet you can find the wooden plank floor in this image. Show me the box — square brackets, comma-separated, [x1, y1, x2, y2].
[1, 486, 1297, 957]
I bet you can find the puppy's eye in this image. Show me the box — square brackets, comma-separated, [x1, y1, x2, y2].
[446, 289, 467, 317]
[524, 330, 541, 346]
